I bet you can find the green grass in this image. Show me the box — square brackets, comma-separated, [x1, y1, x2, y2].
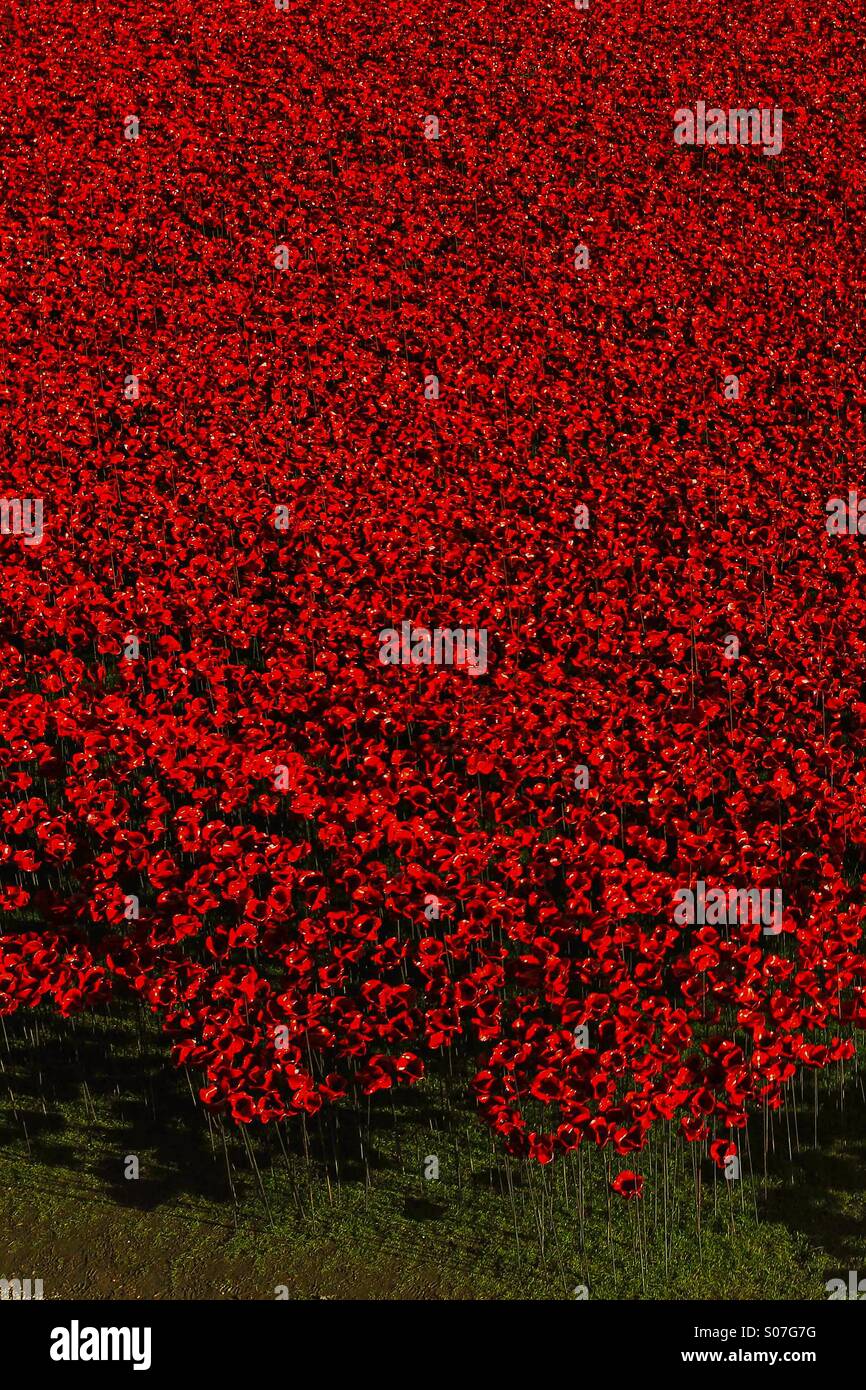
[0, 1006, 864, 1299]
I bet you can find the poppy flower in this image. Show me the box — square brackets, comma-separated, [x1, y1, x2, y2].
[610, 1171, 644, 1200]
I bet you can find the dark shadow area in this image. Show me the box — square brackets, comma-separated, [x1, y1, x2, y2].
[403, 1195, 446, 1220]
[755, 1085, 866, 1276]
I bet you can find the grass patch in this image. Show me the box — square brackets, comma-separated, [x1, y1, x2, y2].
[0, 1006, 863, 1299]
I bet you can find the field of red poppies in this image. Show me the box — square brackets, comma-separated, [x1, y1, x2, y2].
[1, 0, 865, 1296]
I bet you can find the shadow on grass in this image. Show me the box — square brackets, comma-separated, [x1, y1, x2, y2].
[756, 1086, 866, 1277]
